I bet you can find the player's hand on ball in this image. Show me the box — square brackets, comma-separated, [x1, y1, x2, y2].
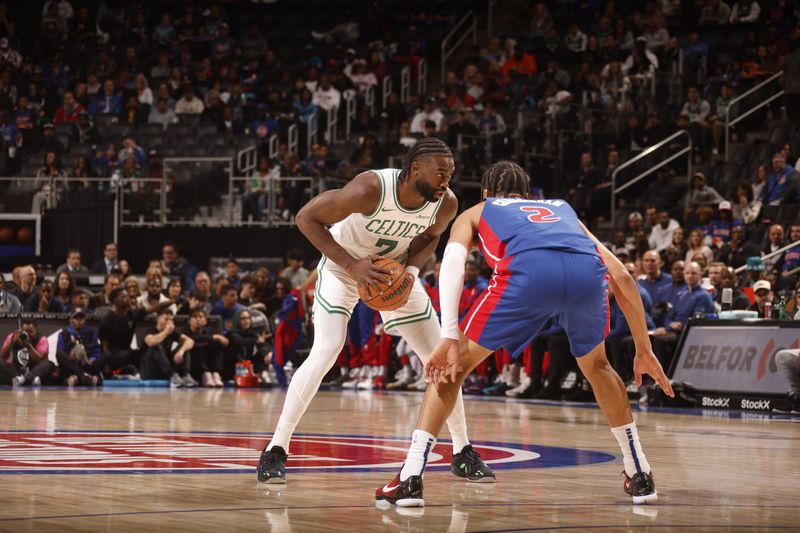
[425, 338, 461, 385]
[347, 255, 392, 290]
[633, 348, 674, 397]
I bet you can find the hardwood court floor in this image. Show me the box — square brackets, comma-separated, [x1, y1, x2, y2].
[0, 388, 798, 532]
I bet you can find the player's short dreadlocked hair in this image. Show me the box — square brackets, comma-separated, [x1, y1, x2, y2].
[481, 160, 531, 198]
[397, 137, 452, 182]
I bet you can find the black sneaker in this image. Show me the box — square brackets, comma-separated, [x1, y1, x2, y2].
[375, 473, 424, 507]
[773, 394, 800, 415]
[257, 446, 288, 484]
[623, 471, 658, 504]
[451, 445, 496, 483]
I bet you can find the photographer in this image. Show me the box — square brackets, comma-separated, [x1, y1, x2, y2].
[56, 308, 101, 386]
[0, 318, 53, 386]
[140, 309, 196, 387]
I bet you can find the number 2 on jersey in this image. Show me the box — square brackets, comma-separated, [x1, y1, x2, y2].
[520, 206, 560, 223]
[375, 238, 399, 256]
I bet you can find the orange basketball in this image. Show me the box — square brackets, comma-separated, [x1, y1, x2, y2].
[358, 257, 414, 312]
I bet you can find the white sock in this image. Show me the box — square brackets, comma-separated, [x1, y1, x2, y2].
[611, 422, 651, 477]
[399, 429, 436, 481]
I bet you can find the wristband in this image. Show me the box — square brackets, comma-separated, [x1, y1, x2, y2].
[405, 265, 420, 278]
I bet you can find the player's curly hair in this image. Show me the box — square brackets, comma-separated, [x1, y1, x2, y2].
[397, 137, 452, 182]
[481, 160, 531, 198]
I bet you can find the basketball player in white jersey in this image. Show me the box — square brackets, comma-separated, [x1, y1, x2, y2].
[257, 138, 496, 484]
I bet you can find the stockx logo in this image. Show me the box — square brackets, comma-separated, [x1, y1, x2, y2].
[757, 339, 799, 381]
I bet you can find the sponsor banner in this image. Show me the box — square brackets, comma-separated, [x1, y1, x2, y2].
[0, 431, 615, 475]
[671, 322, 799, 395]
[699, 394, 774, 411]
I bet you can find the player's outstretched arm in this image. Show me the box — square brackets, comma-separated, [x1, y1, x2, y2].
[295, 172, 391, 287]
[426, 204, 482, 384]
[578, 221, 674, 397]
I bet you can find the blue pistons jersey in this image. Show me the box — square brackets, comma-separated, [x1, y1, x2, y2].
[461, 198, 610, 358]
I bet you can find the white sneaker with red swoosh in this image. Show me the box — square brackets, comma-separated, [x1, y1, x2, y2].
[375, 473, 424, 507]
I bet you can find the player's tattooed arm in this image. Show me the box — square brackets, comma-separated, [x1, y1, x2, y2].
[295, 171, 391, 285]
[405, 190, 458, 271]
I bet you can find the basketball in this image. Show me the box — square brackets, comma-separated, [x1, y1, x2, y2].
[17, 226, 33, 243]
[358, 257, 414, 312]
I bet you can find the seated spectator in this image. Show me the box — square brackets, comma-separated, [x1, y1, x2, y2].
[176, 289, 210, 316]
[227, 308, 273, 384]
[653, 260, 685, 323]
[140, 309, 196, 387]
[682, 86, 711, 157]
[643, 16, 669, 52]
[686, 228, 714, 264]
[709, 83, 735, 155]
[8, 265, 37, 303]
[684, 172, 724, 222]
[56, 249, 88, 275]
[174, 83, 204, 115]
[651, 261, 714, 368]
[184, 308, 228, 387]
[165, 278, 184, 315]
[90, 274, 121, 310]
[137, 276, 174, 316]
[649, 210, 680, 252]
[567, 152, 598, 219]
[32, 151, 66, 213]
[241, 157, 277, 222]
[715, 267, 751, 310]
[292, 88, 319, 125]
[0, 318, 52, 386]
[782, 224, 800, 278]
[53, 271, 76, 311]
[238, 276, 266, 312]
[70, 111, 101, 145]
[700, 0, 732, 25]
[280, 248, 309, 289]
[762, 224, 786, 272]
[90, 243, 120, 274]
[349, 133, 386, 170]
[89, 79, 122, 116]
[764, 153, 799, 206]
[53, 91, 85, 124]
[716, 224, 758, 269]
[148, 98, 177, 130]
[117, 135, 146, 168]
[222, 259, 242, 289]
[312, 75, 341, 113]
[410, 97, 444, 133]
[24, 280, 63, 313]
[211, 284, 243, 333]
[748, 279, 775, 318]
[708, 201, 741, 247]
[501, 46, 537, 84]
[731, 181, 761, 224]
[56, 308, 101, 386]
[0, 276, 22, 314]
[160, 242, 191, 286]
[639, 250, 672, 303]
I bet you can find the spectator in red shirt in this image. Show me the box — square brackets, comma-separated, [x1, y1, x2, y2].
[501, 47, 537, 85]
[53, 91, 85, 124]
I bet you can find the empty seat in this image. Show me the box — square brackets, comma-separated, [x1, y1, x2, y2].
[167, 123, 193, 137]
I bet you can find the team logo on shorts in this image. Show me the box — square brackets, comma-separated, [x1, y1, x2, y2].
[0, 431, 614, 474]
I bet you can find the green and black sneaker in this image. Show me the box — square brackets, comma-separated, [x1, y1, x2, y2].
[451, 445, 496, 483]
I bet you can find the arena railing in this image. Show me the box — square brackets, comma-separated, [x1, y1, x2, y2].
[733, 238, 800, 275]
[400, 66, 411, 104]
[417, 59, 428, 97]
[441, 10, 477, 85]
[326, 106, 338, 144]
[487, 0, 500, 36]
[230, 176, 316, 227]
[344, 94, 356, 139]
[287, 123, 299, 156]
[162, 157, 235, 226]
[611, 129, 692, 225]
[725, 70, 784, 161]
[307, 113, 319, 157]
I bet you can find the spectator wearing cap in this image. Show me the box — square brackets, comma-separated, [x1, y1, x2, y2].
[118, 135, 146, 168]
[410, 97, 444, 134]
[89, 80, 122, 116]
[175, 84, 204, 115]
[764, 153, 800, 206]
[37, 123, 65, 154]
[748, 280, 775, 317]
[708, 201, 741, 246]
[70, 111, 100, 145]
[53, 91, 85, 124]
[56, 308, 102, 386]
[762, 224, 786, 272]
[651, 261, 714, 367]
[0, 276, 21, 314]
[0, 317, 52, 387]
[639, 250, 673, 303]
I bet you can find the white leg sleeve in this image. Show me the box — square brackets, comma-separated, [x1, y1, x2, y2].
[391, 314, 471, 453]
[268, 310, 349, 452]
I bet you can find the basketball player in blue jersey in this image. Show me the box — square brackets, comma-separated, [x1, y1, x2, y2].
[376, 161, 674, 507]
[257, 138, 495, 485]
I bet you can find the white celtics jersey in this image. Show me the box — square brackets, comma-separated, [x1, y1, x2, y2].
[329, 168, 444, 264]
